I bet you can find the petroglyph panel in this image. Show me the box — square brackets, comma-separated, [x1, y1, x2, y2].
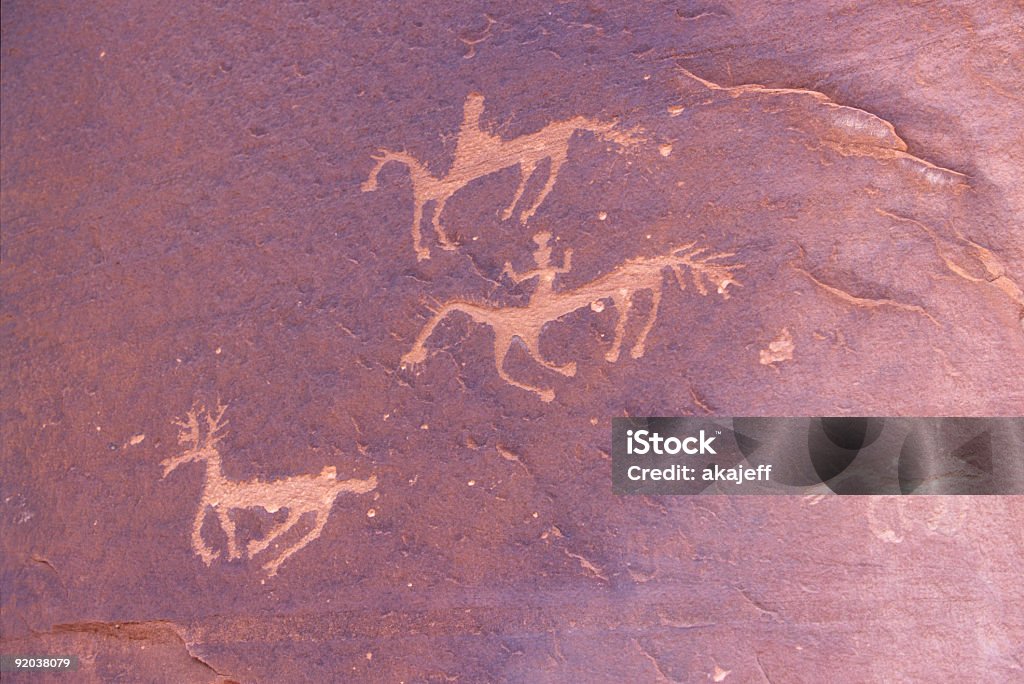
[4, 1, 1024, 682]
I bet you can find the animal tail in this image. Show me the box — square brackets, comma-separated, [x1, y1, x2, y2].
[361, 148, 396, 192]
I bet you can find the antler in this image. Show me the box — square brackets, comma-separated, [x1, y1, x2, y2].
[171, 402, 228, 449]
[161, 402, 229, 477]
[203, 401, 229, 449]
[361, 148, 393, 191]
[173, 409, 201, 449]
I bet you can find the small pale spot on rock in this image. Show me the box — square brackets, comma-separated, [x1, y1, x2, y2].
[759, 328, 794, 366]
[129, 434, 145, 446]
[712, 665, 731, 681]
[659, 143, 673, 157]
[598, 211, 607, 221]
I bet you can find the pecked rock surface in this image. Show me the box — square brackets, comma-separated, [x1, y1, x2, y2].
[2, 1, 1023, 682]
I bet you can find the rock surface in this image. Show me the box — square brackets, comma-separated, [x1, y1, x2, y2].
[2, 1, 1023, 681]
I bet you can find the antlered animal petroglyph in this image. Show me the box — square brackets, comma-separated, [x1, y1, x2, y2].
[362, 93, 642, 260]
[401, 233, 743, 401]
[160, 403, 377, 577]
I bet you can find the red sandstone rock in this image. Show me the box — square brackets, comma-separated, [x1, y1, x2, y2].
[3, 1, 1022, 681]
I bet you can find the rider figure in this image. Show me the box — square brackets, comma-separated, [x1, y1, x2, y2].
[454, 93, 500, 166]
[502, 232, 573, 306]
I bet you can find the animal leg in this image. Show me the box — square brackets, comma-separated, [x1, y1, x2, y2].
[494, 331, 555, 402]
[502, 161, 536, 221]
[402, 302, 495, 367]
[216, 507, 241, 560]
[605, 291, 633, 362]
[523, 329, 576, 377]
[412, 199, 429, 261]
[631, 286, 662, 359]
[191, 506, 220, 566]
[431, 196, 458, 251]
[401, 304, 457, 366]
[360, 156, 384, 192]
[521, 152, 565, 223]
[247, 508, 302, 558]
[263, 510, 331, 577]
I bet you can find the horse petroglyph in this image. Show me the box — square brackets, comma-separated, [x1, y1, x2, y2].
[362, 93, 642, 260]
[160, 402, 377, 577]
[401, 232, 743, 401]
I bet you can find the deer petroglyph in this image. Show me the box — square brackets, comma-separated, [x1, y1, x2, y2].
[160, 403, 377, 577]
[401, 232, 743, 401]
[362, 93, 642, 260]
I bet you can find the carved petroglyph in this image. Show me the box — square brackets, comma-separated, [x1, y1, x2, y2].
[401, 232, 743, 401]
[160, 403, 377, 577]
[362, 93, 642, 260]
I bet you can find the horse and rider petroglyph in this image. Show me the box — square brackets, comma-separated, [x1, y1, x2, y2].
[160, 403, 377, 577]
[159, 94, 741, 574]
[401, 232, 744, 401]
[361, 92, 643, 260]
